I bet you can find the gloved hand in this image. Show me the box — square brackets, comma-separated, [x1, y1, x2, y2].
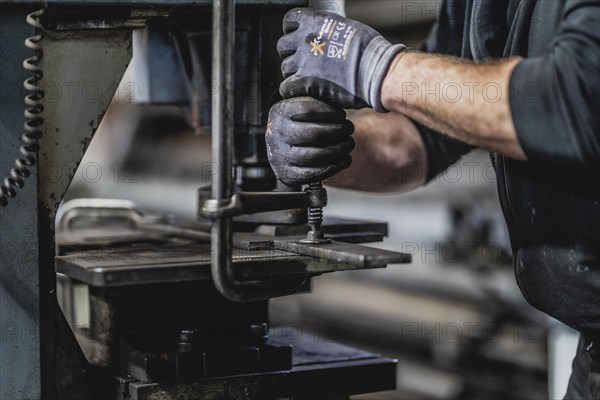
[266, 97, 355, 187]
[277, 8, 406, 112]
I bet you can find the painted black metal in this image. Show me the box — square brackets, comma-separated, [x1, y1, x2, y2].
[108, 328, 397, 400]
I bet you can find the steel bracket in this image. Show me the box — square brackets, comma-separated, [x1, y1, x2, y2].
[199, 191, 315, 219]
[201, 195, 244, 219]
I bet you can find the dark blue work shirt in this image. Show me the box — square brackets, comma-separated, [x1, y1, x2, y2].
[416, 0, 600, 335]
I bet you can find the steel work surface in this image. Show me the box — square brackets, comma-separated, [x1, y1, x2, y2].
[55, 212, 410, 287]
[55, 243, 394, 287]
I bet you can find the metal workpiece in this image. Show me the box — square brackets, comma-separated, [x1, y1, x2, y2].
[255, 216, 389, 238]
[55, 235, 409, 289]
[55, 201, 409, 287]
[274, 240, 412, 268]
[55, 243, 386, 288]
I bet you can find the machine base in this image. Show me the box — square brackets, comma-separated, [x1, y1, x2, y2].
[96, 331, 397, 400]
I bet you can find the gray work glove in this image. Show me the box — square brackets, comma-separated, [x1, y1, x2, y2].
[266, 97, 355, 187]
[277, 8, 406, 112]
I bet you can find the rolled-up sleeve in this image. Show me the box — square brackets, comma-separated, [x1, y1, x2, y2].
[416, 0, 474, 181]
[509, 0, 600, 170]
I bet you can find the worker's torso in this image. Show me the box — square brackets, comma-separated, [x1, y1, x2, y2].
[455, 0, 600, 334]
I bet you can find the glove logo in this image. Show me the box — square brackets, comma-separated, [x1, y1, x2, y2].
[266, 119, 272, 135]
[265, 119, 273, 158]
[327, 44, 342, 58]
[310, 38, 326, 56]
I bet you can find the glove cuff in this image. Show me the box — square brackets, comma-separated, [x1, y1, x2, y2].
[359, 37, 406, 113]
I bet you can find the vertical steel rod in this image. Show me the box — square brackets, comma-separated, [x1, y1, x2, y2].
[211, 0, 238, 300]
[212, 0, 234, 203]
[209, 0, 302, 301]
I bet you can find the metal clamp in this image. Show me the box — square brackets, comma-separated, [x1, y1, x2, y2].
[200, 195, 243, 219]
[207, 0, 307, 302]
[199, 191, 315, 220]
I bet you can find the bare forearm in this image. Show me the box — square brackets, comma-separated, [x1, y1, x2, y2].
[382, 52, 526, 160]
[326, 109, 427, 193]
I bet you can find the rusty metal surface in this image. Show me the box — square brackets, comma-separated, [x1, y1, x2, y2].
[38, 30, 132, 223]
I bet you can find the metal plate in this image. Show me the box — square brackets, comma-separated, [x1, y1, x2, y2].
[274, 239, 412, 268]
[255, 216, 389, 237]
[55, 243, 390, 287]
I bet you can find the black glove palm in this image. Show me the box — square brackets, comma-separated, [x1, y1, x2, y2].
[266, 97, 355, 187]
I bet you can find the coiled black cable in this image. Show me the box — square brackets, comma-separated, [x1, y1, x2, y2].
[0, 7, 45, 207]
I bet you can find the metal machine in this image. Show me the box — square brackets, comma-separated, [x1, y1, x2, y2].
[0, 1, 410, 398]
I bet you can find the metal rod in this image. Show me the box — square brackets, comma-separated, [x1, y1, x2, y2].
[211, 0, 234, 204]
[209, 0, 294, 301]
[210, 0, 239, 301]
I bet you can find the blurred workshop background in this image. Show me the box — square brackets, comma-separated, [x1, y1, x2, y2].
[61, 0, 579, 399]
